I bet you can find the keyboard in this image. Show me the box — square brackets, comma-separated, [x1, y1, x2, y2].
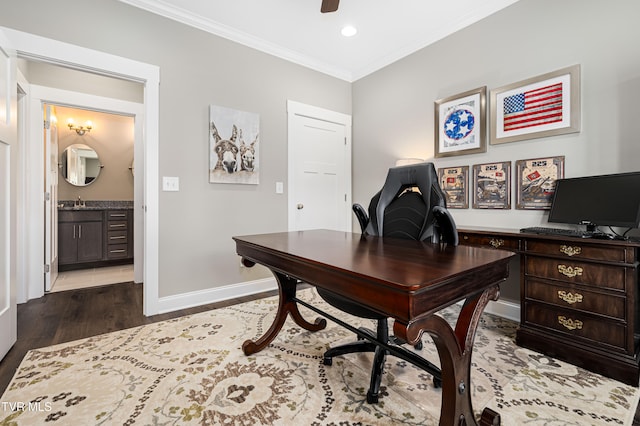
[519, 226, 587, 238]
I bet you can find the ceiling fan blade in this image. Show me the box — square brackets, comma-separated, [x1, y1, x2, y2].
[321, 0, 340, 13]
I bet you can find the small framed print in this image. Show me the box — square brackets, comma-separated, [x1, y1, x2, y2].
[438, 166, 469, 209]
[515, 156, 565, 210]
[472, 161, 511, 209]
[434, 86, 487, 158]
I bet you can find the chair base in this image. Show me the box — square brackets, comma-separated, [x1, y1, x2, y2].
[322, 324, 441, 404]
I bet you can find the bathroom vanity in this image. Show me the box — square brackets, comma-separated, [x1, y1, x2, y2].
[58, 201, 133, 271]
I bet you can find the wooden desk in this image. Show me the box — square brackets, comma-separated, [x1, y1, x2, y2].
[233, 229, 516, 426]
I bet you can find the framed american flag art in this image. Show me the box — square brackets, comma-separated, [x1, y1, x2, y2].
[490, 65, 581, 145]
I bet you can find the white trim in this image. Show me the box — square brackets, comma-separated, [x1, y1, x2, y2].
[117, 0, 519, 83]
[156, 278, 277, 314]
[2, 26, 161, 315]
[286, 100, 352, 232]
[117, 0, 352, 82]
[15, 70, 29, 304]
[484, 298, 520, 323]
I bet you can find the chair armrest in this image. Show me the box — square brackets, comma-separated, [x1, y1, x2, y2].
[352, 203, 369, 233]
[432, 206, 458, 245]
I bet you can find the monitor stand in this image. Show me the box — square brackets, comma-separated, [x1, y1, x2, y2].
[582, 222, 613, 239]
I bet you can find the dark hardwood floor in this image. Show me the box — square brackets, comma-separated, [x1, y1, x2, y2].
[1, 282, 639, 425]
[0, 282, 277, 397]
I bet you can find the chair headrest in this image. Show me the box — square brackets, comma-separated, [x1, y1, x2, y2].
[368, 162, 446, 240]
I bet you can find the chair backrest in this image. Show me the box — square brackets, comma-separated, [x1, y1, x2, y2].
[363, 162, 457, 244]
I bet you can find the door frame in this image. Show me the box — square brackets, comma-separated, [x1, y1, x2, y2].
[4, 26, 161, 315]
[43, 103, 58, 292]
[286, 100, 352, 232]
[29, 87, 144, 294]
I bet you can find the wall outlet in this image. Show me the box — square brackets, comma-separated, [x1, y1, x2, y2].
[162, 176, 180, 191]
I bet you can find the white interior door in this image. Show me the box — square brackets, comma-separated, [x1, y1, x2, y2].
[0, 29, 17, 362]
[44, 104, 58, 291]
[287, 101, 352, 232]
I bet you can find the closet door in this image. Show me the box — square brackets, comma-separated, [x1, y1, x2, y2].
[0, 28, 17, 362]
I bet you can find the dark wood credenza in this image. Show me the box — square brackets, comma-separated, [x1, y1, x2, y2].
[458, 227, 640, 386]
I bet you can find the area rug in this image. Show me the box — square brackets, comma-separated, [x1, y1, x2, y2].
[1, 288, 638, 425]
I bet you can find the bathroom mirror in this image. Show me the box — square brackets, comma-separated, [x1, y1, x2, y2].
[60, 143, 102, 186]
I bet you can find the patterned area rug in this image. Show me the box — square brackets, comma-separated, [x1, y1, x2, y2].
[1, 288, 638, 425]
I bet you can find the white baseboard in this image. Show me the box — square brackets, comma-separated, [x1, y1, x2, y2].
[156, 277, 277, 315]
[484, 298, 520, 322]
[156, 278, 521, 324]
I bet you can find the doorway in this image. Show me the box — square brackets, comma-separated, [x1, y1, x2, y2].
[48, 105, 136, 292]
[27, 84, 144, 296]
[4, 24, 162, 315]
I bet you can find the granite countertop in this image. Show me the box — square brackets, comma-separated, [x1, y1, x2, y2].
[58, 200, 134, 211]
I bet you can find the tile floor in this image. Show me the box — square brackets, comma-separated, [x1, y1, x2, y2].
[51, 264, 135, 292]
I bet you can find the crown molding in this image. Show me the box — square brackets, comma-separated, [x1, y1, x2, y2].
[117, 0, 354, 82]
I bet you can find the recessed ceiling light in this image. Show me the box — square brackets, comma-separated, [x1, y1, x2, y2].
[341, 25, 357, 37]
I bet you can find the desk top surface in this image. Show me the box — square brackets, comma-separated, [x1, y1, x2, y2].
[234, 229, 516, 292]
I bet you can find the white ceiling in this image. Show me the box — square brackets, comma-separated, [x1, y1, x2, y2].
[118, 0, 520, 82]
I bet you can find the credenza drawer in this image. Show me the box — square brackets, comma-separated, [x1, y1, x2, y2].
[525, 278, 626, 319]
[458, 233, 520, 251]
[524, 302, 626, 350]
[524, 256, 627, 291]
[525, 240, 633, 263]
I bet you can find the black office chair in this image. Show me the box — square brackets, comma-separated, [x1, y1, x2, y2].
[317, 162, 458, 403]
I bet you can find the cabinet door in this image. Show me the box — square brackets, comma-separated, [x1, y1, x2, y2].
[77, 221, 103, 262]
[58, 223, 78, 265]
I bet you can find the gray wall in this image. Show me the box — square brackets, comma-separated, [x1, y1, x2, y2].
[5, 0, 639, 304]
[353, 0, 640, 228]
[55, 106, 134, 201]
[20, 60, 144, 104]
[1, 0, 351, 298]
[352, 0, 640, 301]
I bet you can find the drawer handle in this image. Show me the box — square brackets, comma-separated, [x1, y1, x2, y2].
[559, 245, 581, 257]
[110, 224, 126, 228]
[558, 316, 583, 331]
[557, 290, 583, 305]
[110, 214, 126, 217]
[557, 264, 583, 278]
[489, 238, 504, 249]
[110, 236, 126, 240]
[110, 249, 126, 253]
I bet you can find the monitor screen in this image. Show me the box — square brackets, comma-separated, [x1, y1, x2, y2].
[548, 172, 640, 229]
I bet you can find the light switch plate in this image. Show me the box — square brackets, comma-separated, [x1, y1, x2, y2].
[275, 181, 284, 194]
[162, 176, 180, 191]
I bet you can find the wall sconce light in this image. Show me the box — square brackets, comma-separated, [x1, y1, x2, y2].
[67, 118, 92, 136]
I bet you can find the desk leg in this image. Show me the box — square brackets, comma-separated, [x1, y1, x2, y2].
[242, 271, 327, 355]
[395, 284, 501, 426]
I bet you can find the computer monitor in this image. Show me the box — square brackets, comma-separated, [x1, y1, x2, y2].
[548, 171, 640, 233]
